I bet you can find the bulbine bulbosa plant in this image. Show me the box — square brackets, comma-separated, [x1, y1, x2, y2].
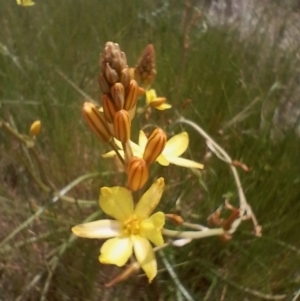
[72, 42, 261, 286]
[0, 41, 261, 289]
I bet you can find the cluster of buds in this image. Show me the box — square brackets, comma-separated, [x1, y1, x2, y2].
[130, 44, 156, 89]
[82, 42, 169, 191]
[99, 42, 144, 142]
[82, 42, 145, 144]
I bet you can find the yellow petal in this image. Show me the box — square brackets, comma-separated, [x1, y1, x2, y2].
[167, 157, 204, 169]
[72, 220, 121, 238]
[132, 235, 157, 282]
[17, 0, 35, 6]
[102, 150, 120, 158]
[138, 130, 147, 150]
[163, 132, 189, 157]
[100, 237, 132, 267]
[99, 186, 134, 222]
[135, 178, 165, 220]
[128, 104, 137, 121]
[114, 138, 143, 158]
[156, 103, 172, 110]
[113, 138, 123, 149]
[140, 212, 165, 246]
[130, 142, 144, 157]
[145, 89, 157, 105]
[156, 154, 170, 166]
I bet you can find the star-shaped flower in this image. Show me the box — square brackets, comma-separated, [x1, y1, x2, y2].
[72, 178, 165, 282]
[103, 131, 204, 169]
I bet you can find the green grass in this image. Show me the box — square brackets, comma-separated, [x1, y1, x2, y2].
[1, 0, 300, 300]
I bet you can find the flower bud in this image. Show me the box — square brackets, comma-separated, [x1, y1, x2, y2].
[126, 157, 149, 191]
[120, 67, 130, 90]
[129, 67, 135, 81]
[143, 128, 167, 165]
[120, 51, 127, 65]
[82, 102, 111, 143]
[110, 52, 123, 73]
[102, 94, 117, 124]
[105, 262, 140, 288]
[149, 97, 167, 108]
[29, 120, 41, 137]
[165, 214, 184, 225]
[105, 63, 119, 84]
[113, 109, 131, 143]
[98, 73, 110, 94]
[128, 105, 137, 121]
[111, 83, 125, 111]
[124, 80, 138, 111]
[137, 86, 145, 97]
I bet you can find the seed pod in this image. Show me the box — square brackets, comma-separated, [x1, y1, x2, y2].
[126, 156, 149, 191]
[143, 128, 167, 165]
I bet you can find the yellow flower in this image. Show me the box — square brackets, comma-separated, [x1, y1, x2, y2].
[146, 89, 171, 110]
[72, 178, 165, 282]
[103, 131, 204, 169]
[16, 0, 35, 6]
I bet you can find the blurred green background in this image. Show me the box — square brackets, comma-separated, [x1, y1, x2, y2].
[1, 0, 300, 300]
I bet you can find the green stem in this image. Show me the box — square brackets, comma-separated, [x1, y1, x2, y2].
[162, 227, 224, 239]
[109, 140, 125, 165]
[29, 147, 56, 190]
[174, 117, 261, 236]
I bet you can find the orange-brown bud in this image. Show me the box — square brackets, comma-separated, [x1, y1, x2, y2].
[165, 214, 184, 225]
[124, 80, 138, 111]
[111, 83, 125, 111]
[29, 120, 41, 137]
[98, 73, 110, 94]
[102, 94, 117, 123]
[143, 128, 167, 165]
[126, 156, 149, 191]
[105, 63, 119, 84]
[149, 97, 166, 108]
[137, 86, 145, 97]
[120, 67, 130, 90]
[207, 208, 223, 227]
[129, 67, 135, 81]
[105, 262, 140, 288]
[113, 109, 131, 143]
[82, 102, 111, 143]
[110, 51, 123, 73]
[220, 233, 233, 242]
